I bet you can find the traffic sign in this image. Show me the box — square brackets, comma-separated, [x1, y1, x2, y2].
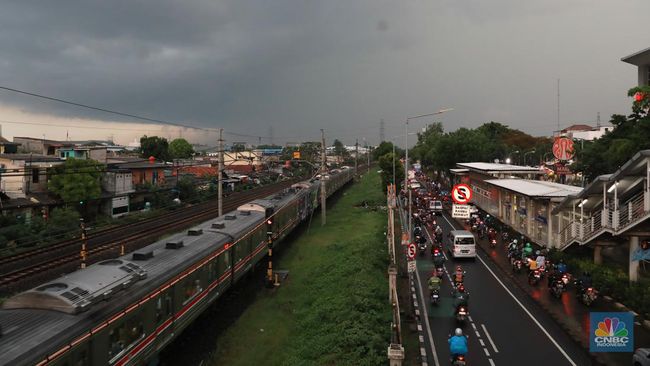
[452, 204, 471, 219]
[452, 184, 473, 204]
[407, 260, 416, 273]
[407, 243, 416, 260]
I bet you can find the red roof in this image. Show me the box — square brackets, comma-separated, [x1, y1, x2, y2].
[179, 166, 219, 177]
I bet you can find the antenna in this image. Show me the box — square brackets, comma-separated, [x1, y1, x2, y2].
[597, 112, 601, 128]
[557, 78, 560, 132]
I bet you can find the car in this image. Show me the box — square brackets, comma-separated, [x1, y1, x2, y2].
[447, 230, 477, 259]
[429, 200, 443, 215]
[633, 348, 650, 366]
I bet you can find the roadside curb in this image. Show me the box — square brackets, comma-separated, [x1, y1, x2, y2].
[410, 277, 429, 366]
[448, 214, 611, 366]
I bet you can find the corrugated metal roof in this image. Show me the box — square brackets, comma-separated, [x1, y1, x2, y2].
[485, 178, 583, 198]
[457, 162, 542, 173]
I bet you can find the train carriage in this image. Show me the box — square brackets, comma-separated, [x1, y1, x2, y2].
[0, 168, 354, 366]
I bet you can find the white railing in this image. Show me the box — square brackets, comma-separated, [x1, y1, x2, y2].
[618, 190, 648, 231]
[582, 210, 603, 241]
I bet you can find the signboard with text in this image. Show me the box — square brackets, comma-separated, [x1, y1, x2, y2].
[452, 204, 471, 219]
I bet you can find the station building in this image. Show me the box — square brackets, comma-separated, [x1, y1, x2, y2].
[451, 162, 582, 250]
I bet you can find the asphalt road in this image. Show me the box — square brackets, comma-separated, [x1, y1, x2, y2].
[412, 210, 593, 366]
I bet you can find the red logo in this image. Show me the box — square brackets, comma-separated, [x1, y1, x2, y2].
[553, 137, 574, 161]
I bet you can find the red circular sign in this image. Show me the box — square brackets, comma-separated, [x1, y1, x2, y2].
[407, 243, 416, 259]
[452, 184, 472, 204]
[553, 137, 574, 161]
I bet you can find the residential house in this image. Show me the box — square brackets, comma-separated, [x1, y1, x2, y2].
[101, 169, 135, 217]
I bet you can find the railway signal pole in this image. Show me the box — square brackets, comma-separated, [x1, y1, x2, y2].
[321, 129, 327, 226]
[218, 128, 224, 216]
[80, 218, 88, 269]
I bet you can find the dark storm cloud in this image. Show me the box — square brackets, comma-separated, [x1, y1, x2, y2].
[0, 0, 648, 145]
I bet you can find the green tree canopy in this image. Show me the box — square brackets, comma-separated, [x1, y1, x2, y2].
[169, 138, 195, 159]
[378, 152, 404, 192]
[573, 86, 650, 180]
[140, 135, 169, 160]
[48, 158, 103, 205]
[332, 139, 349, 162]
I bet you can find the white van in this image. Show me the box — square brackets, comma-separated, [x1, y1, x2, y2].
[429, 200, 443, 215]
[447, 230, 477, 259]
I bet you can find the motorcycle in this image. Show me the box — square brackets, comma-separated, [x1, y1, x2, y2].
[489, 238, 497, 248]
[455, 305, 468, 323]
[528, 269, 542, 286]
[434, 266, 445, 280]
[419, 243, 427, 256]
[430, 289, 440, 305]
[512, 259, 523, 273]
[580, 287, 598, 306]
[550, 279, 565, 299]
[452, 354, 467, 366]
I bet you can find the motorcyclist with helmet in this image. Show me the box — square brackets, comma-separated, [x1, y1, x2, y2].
[576, 271, 593, 296]
[452, 283, 470, 308]
[448, 328, 469, 362]
[522, 242, 534, 259]
[453, 265, 465, 285]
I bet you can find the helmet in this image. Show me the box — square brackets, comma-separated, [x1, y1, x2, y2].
[535, 250, 541, 255]
[455, 328, 463, 336]
[456, 265, 462, 271]
[457, 284, 465, 292]
[525, 243, 531, 248]
[513, 239, 518, 244]
[583, 271, 590, 276]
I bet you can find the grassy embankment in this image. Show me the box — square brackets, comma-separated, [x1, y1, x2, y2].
[210, 170, 390, 366]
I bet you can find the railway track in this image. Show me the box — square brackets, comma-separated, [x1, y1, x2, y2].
[0, 179, 301, 295]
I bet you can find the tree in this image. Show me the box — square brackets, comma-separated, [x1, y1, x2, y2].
[48, 158, 103, 205]
[140, 136, 169, 160]
[378, 152, 404, 192]
[573, 86, 650, 180]
[332, 139, 349, 163]
[169, 138, 195, 159]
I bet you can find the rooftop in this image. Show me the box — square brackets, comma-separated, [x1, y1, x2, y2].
[456, 162, 543, 174]
[621, 46, 650, 66]
[485, 178, 583, 199]
[0, 154, 62, 162]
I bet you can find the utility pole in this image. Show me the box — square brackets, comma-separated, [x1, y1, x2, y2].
[367, 143, 371, 174]
[380, 119, 385, 142]
[321, 129, 327, 226]
[355, 138, 359, 176]
[557, 78, 560, 132]
[218, 128, 224, 216]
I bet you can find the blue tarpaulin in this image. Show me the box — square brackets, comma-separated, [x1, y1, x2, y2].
[632, 248, 650, 262]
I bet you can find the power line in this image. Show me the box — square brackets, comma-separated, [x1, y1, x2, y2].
[0, 85, 201, 130]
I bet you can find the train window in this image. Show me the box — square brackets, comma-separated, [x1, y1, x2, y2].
[182, 278, 202, 305]
[165, 295, 172, 316]
[223, 250, 230, 268]
[155, 297, 163, 323]
[108, 318, 145, 362]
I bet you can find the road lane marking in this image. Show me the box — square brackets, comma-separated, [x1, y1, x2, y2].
[414, 264, 441, 366]
[481, 324, 499, 354]
[484, 348, 491, 357]
[489, 358, 496, 366]
[479, 339, 485, 346]
[439, 213, 577, 366]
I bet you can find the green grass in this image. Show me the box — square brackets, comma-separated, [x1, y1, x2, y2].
[209, 171, 390, 366]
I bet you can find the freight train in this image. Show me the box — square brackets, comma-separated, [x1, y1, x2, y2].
[0, 168, 354, 366]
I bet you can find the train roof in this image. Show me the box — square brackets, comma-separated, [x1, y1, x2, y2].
[0, 175, 331, 365]
[3, 259, 146, 314]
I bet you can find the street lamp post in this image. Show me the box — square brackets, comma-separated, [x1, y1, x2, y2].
[508, 150, 520, 165]
[404, 108, 454, 242]
[523, 150, 536, 166]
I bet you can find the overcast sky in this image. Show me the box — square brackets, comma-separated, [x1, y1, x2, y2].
[0, 0, 647, 146]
